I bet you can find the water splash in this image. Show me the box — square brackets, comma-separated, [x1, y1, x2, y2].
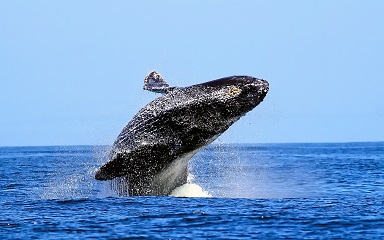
[170, 183, 211, 197]
[40, 146, 108, 200]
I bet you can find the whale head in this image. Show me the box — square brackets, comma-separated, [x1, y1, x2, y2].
[191, 76, 269, 116]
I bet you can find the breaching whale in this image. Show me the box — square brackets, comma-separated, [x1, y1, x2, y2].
[95, 71, 269, 196]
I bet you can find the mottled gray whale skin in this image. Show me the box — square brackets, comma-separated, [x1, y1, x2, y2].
[95, 71, 269, 196]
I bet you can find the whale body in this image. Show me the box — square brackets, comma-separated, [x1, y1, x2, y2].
[95, 71, 269, 196]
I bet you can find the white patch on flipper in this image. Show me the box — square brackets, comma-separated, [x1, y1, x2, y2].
[170, 183, 211, 197]
[143, 71, 171, 93]
[151, 150, 197, 195]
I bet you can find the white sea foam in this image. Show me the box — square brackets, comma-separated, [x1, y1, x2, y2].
[169, 183, 211, 197]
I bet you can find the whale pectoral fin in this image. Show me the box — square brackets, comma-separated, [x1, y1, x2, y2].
[143, 71, 172, 94]
[95, 154, 127, 181]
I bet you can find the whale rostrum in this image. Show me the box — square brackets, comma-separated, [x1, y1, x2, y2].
[95, 71, 269, 196]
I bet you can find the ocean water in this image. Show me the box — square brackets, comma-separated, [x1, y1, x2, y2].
[1, 142, 383, 239]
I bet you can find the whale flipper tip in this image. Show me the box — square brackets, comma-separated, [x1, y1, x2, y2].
[143, 71, 171, 93]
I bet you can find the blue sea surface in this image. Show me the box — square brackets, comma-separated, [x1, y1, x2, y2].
[1, 142, 383, 239]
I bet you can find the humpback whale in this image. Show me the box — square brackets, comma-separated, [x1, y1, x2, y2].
[95, 71, 269, 196]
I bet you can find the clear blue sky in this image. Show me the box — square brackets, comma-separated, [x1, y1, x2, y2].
[1, 1, 383, 146]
